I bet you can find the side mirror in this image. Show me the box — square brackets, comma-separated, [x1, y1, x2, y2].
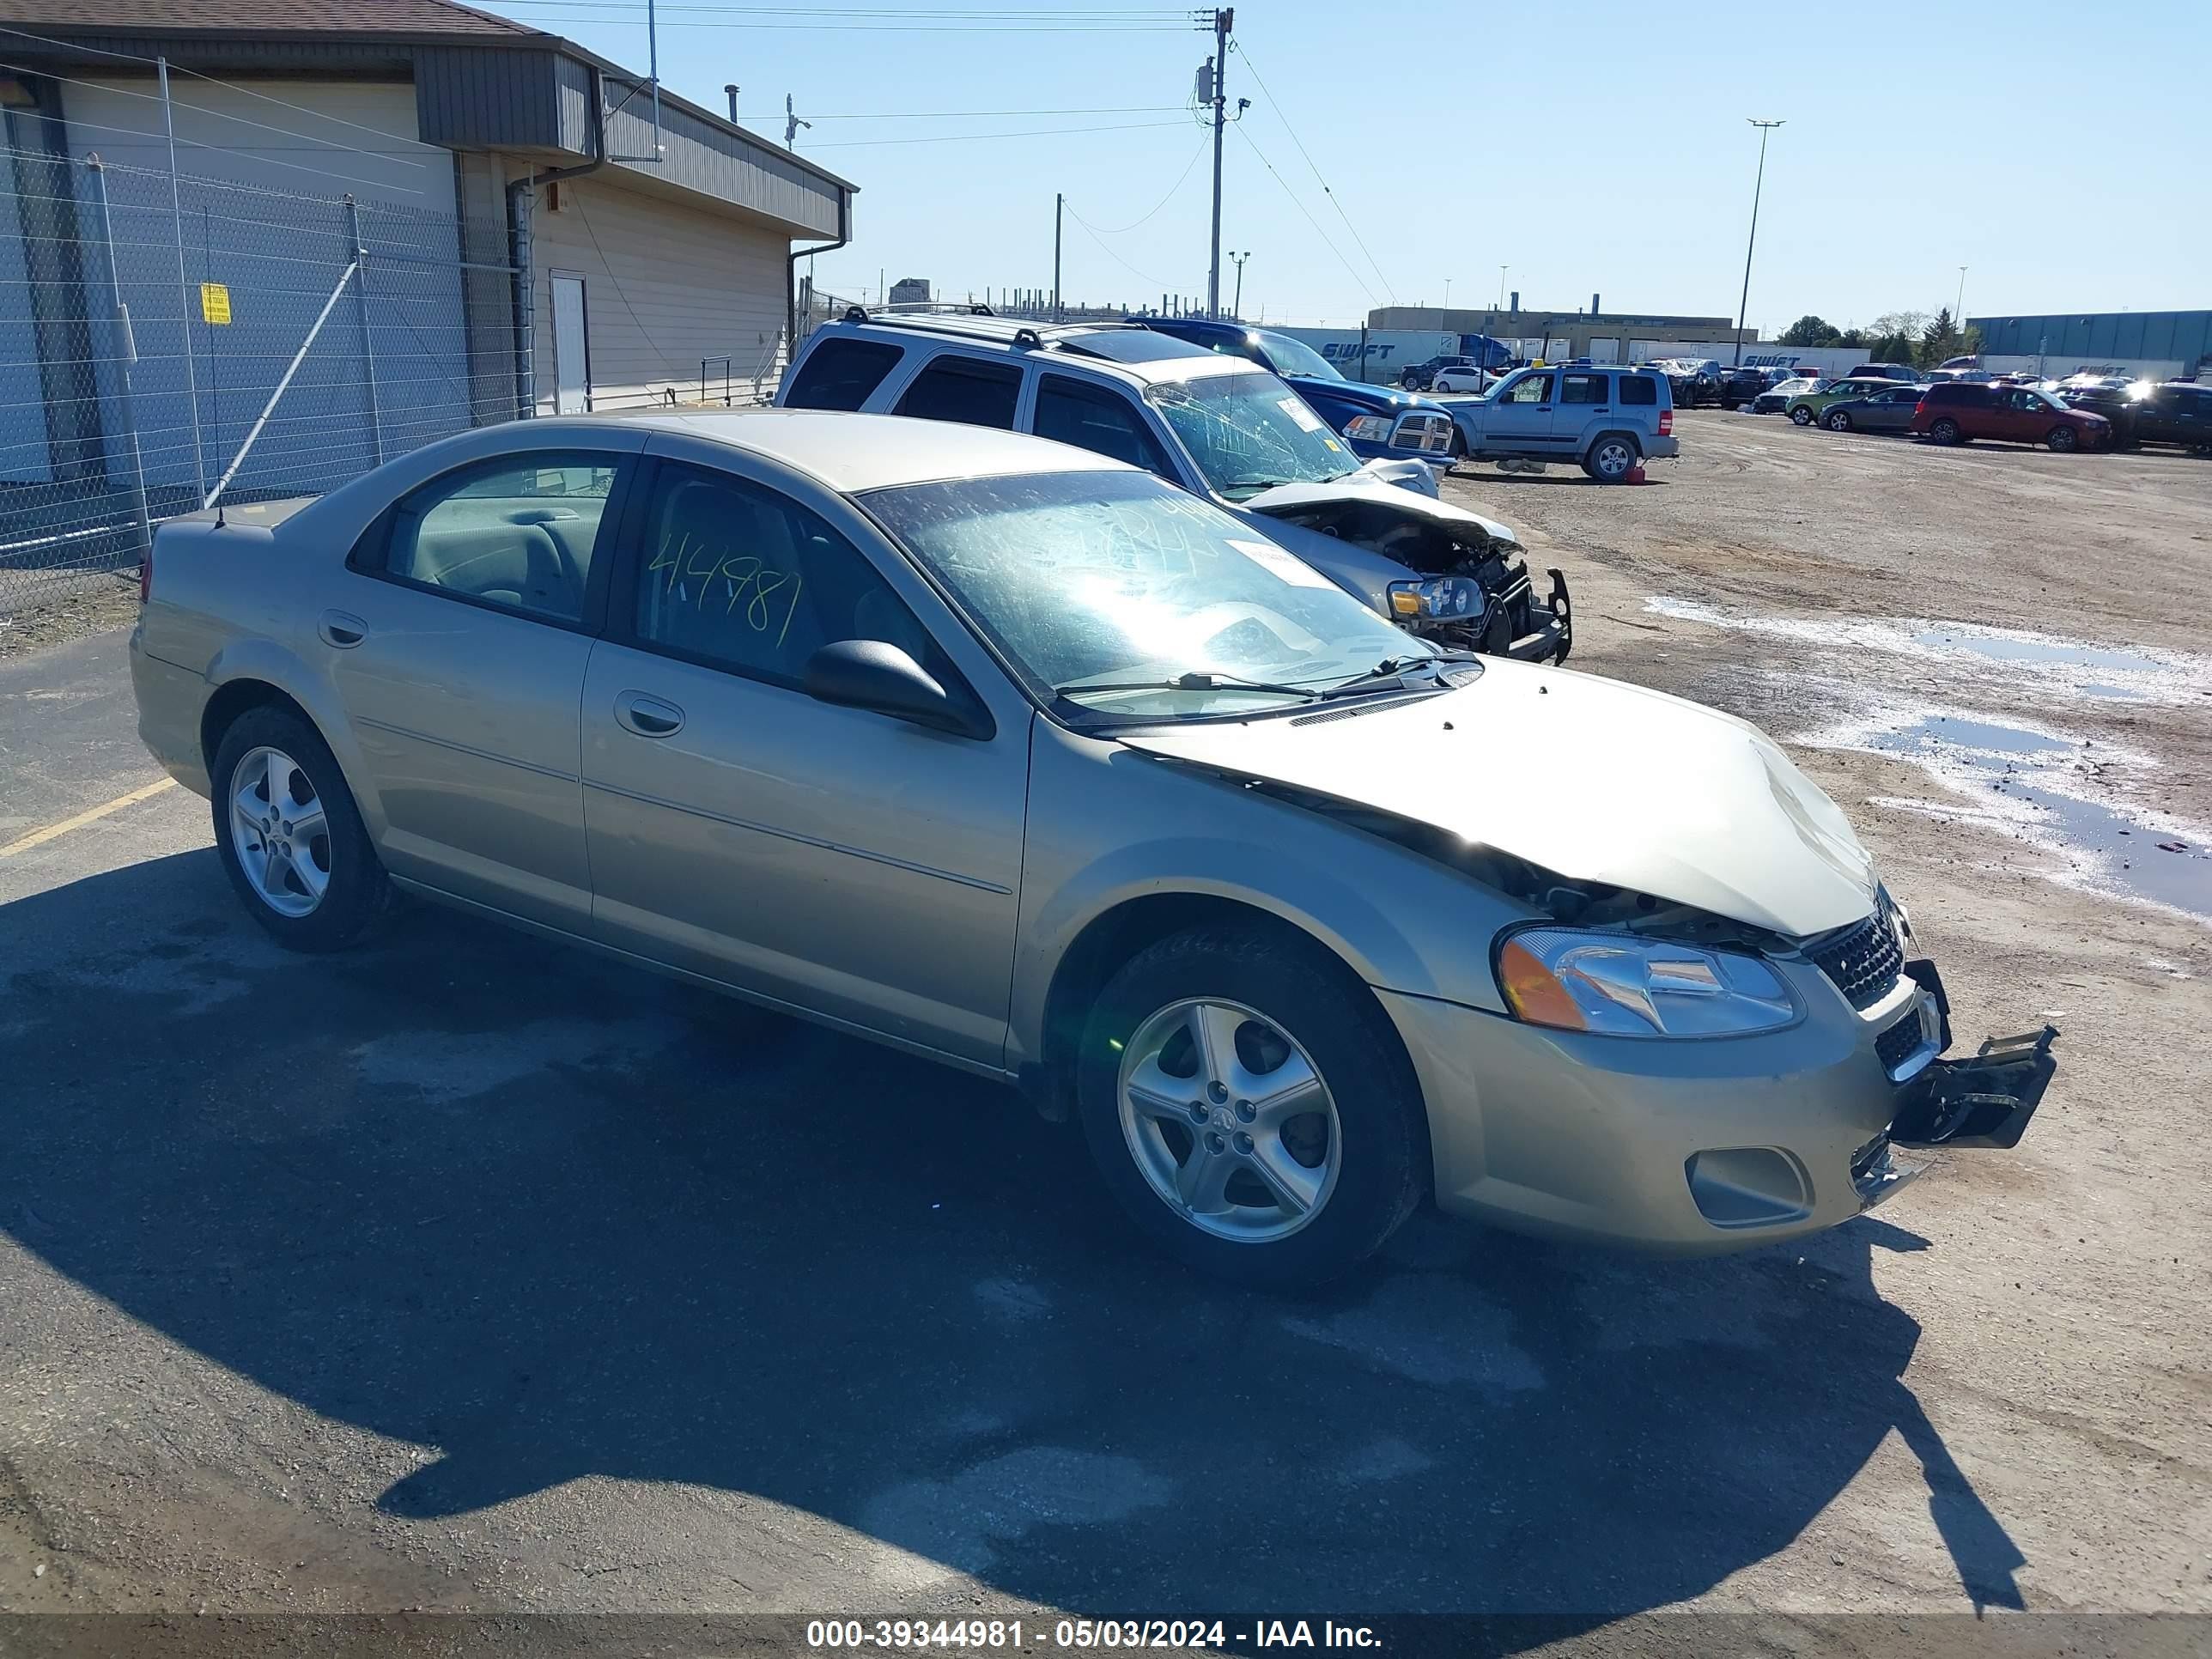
[802, 639, 990, 738]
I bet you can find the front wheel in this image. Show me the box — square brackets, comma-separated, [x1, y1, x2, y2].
[210, 705, 387, 951]
[1583, 434, 1639, 483]
[1929, 416, 1962, 445]
[1790, 405, 1814, 426]
[2047, 425, 2079, 453]
[1824, 410, 1853, 431]
[1076, 926, 1425, 1289]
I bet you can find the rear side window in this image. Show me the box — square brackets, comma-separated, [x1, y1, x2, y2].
[784, 337, 904, 411]
[1035, 374, 1173, 474]
[1560, 373, 1607, 404]
[375, 452, 619, 623]
[1618, 374, 1657, 406]
[894, 355, 1024, 428]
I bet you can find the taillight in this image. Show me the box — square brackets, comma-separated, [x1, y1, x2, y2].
[1659, 409, 1674, 437]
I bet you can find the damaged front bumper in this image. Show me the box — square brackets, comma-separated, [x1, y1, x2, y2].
[1431, 566, 1572, 665]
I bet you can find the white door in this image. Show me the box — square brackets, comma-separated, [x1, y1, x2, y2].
[550, 272, 589, 415]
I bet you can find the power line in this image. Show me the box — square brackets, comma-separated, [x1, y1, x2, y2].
[805, 104, 1183, 119]
[1231, 41, 1393, 304]
[1231, 124, 1376, 308]
[810, 118, 1188, 149]
[1063, 204, 1188, 292]
[1064, 132, 1208, 233]
[502, 3, 1188, 29]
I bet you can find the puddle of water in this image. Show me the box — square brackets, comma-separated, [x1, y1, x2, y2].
[1865, 714, 2212, 921]
[1912, 628, 2162, 677]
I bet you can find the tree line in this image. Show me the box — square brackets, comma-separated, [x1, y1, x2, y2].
[1778, 309, 1984, 368]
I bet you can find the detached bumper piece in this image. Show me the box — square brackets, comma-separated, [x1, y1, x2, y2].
[1480, 567, 1571, 665]
[1889, 1024, 2059, 1150]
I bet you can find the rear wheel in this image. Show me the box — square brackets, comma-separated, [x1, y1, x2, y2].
[2046, 425, 2079, 453]
[1583, 433, 1640, 483]
[210, 705, 386, 951]
[1790, 405, 1814, 426]
[1929, 416, 1963, 445]
[1075, 925, 1425, 1289]
[1824, 409, 1853, 431]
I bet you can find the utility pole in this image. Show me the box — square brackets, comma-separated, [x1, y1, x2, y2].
[784, 94, 811, 149]
[1054, 192, 1063, 323]
[1954, 265, 1968, 352]
[1202, 8, 1233, 319]
[1733, 118, 1784, 366]
[724, 84, 738, 121]
[1229, 250, 1249, 319]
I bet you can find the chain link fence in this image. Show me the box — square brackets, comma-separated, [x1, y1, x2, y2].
[0, 135, 521, 613]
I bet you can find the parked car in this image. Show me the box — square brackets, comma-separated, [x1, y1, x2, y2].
[1815, 383, 1925, 434]
[1751, 374, 1824, 414]
[1717, 365, 1774, 409]
[1923, 368, 1997, 383]
[781, 311, 1570, 661]
[1432, 364, 1678, 483]
[1846, 363, 1924, 383]
[1936, 355, 1980, 371]
[2058, 380, 2212, 453]
[1911, 381, 2111, 451]
[129, 411, 2059, 1286]
[1131, 318, 1458, 466]
[1400, 354, 1486, 392]
[1431, 364, 1498, 393]
[1784, 377, 1902, 424]
[1650, 357, 1725, 406]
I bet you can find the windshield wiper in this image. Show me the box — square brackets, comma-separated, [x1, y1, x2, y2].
[1313, 653, 1475, 700]
[1054, 670, 1323, 702]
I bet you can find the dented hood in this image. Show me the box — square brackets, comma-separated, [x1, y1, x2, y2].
[1243, 468, 1520, 547]
[1116, 659, 1880, 938]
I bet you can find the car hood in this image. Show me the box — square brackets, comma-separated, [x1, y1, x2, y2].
[1243, 469, 1518, 546]
[1286, 374, 1435, 417]
[1115, 659, 1880, 938]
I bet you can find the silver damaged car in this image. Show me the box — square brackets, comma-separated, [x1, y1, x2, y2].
[130, 411, 2057, 1287]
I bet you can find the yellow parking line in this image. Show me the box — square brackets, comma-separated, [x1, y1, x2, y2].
[0, 777, 178, 858]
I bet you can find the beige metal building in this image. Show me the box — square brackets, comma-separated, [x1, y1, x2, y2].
[1369, 304, 1755, 361]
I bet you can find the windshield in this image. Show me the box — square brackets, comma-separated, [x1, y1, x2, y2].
[1146, 372, 1359, 501]
[861, 470, 1434, 723]
[1254, 330, 1343, 381]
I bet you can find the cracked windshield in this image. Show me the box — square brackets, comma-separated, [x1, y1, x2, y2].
[1147, 373, 1360, 501]
[864, 470, 1427, 719]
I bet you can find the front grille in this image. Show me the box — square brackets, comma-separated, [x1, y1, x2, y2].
[1875, 1015, 1924, 1075]
[1394, 413, 1455, 453]
[1807, 908, 1904, 1010]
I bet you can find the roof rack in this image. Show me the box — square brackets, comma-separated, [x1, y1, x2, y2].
[841, 301, 996, 322]
[830, 308, 1154, 354]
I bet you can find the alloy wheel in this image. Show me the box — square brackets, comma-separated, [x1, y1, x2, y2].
[1116, 997, 1342, 1243]
[229, 745, 331, 917]
[1593, 439, 1636, 479]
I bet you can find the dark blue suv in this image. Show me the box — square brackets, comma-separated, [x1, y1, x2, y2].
[1132, 318, 1459, 466]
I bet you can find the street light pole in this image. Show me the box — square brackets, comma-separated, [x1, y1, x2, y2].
[1733, 118, 1783, 367]
[1954, 264, 1967, 352]
[1229, 251, 1249, 319]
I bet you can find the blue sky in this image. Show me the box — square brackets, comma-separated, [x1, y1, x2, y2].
[477, 0, 2208, 331]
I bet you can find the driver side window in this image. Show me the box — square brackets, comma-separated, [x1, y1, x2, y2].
[1504, 374, 1553, 406]
[375, 452, 621, 624]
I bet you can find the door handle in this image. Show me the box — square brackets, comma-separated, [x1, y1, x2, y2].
[318, 611, 368, 648]
[614, 691, 684, 738]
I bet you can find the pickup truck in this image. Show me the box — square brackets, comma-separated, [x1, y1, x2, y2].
[1432, 364, 1679, 483]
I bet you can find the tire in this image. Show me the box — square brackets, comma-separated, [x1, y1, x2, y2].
[1449, 428, 1468, 460]
[1790, 405, 1814, 426]
[1583, 432, 1639, 483]
[1824, 410, 1853, 432]
[1929, 417, 1962, 445]
[1399, 372, 1422, 391]
[1074, 924, 1425, 1290]
[2046, 425, 2079, 453]
[210, 704, 387, 951]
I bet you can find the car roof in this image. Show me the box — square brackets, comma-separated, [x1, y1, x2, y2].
[816, 313, 1233, 383]
[603, 408, 1130, 495]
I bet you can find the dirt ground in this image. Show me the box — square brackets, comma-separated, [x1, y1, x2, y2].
[0, 411, 2207, 1655]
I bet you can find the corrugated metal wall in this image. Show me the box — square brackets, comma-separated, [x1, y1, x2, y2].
[525, 173, 787, 412]
[1970, 311, 2212, 375]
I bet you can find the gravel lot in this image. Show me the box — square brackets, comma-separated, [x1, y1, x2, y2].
[2, 411, 2208, 1655]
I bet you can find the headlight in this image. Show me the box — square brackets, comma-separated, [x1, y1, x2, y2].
[1496, 927, 1799, 1038]
[1387, 576, 1481, 619]
[1342, 414, 1394, 442]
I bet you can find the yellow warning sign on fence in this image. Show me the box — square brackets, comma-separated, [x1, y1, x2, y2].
[199, 282, 232, 325]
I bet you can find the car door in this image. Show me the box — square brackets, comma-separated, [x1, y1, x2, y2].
[1995, 388, 2045, 442]
[1483, 370, 1561, 451]
[1869, 386, 1921, 431]
[576, 436, 1031, 1066]
[1029, 370, 1183, 481]
[878, 349, 1030, 432]
[1555, 370, 1611, 449]
[330, 439, 641, 932]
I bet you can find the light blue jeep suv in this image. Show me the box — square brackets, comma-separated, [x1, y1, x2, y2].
[1434, 364, 1680, 482]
